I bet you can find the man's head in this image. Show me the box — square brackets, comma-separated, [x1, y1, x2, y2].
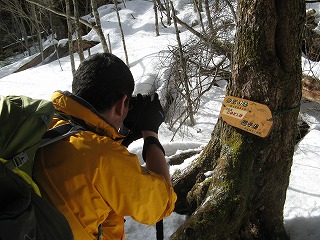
[72, 53, 134, 114]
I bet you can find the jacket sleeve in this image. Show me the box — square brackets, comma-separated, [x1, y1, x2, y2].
[95, 143, 177, 225]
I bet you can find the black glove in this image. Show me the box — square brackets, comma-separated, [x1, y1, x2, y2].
[121, 94, 145, 147]
[123, 94, 144, 132]
[123, 93, 165, 134]
[140, 93, 165, 133]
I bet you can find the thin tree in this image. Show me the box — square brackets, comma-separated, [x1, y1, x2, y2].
[91, 0, 109, 53]
[193, 0, 203, 12]
[107, 33, 112, 54]
[65, 0, 75, 75]
[48, 11, 63, 71]
[73, 0, 85, 62]
[204, 0, 213, 33]
[165, 0, 171, 25]
[11, 0, 31, 56]
[30, 3, 44, 62]
[153, 0, 160, 36]
[170, 1, 195, 126]
[171, 0, 305, 239]
[155, 0, 165, 11]
[114, 0, 129, 66]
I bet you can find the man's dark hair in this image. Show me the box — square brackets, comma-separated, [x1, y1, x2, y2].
[72, 53, 134, 113]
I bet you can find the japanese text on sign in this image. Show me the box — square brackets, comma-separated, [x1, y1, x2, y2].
[219, 96, 273, 138]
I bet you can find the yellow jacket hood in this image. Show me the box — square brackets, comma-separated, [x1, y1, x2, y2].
[51, 91, 122, 140]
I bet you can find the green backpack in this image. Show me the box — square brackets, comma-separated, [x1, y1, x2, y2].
[0, 95, 164, 240]
[0, 95, 74, 240]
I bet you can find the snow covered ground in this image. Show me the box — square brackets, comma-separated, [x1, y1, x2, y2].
[0, 1, 319, 239]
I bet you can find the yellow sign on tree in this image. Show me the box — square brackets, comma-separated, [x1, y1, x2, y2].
[220, 96, 273, 138]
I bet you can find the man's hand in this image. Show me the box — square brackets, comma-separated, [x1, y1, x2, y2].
[123, 93, 165, 134]
[123, 94, 144, 132]
[140, 93, 165, 133]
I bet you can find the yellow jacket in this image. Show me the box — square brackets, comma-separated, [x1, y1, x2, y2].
[34, 91, 177, 240]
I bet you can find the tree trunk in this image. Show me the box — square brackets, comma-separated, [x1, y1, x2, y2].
[153, 0, 160, 36]
[193, 0, 202, 12]
[31, 4, 44, 63]
[65, 0, 75, 75]
[165, 0, 171, 25]
[12, 0, 31, 56]
[91, 0, 109, 53]
[171, 0, 305, 239]
[73, 0, 85, 62]
[171, 1, 195, 126]
[204, 0, 213, 33]
[114, 0, 129, 66]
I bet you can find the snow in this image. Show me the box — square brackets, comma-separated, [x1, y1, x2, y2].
[1, 1, 320, 239]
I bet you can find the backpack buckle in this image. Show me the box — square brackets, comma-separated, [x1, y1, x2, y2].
[12, 152, 29, 168]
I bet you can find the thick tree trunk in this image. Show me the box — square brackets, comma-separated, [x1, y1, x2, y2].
[171, 1, 305, 239]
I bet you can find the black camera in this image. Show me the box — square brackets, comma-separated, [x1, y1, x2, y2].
[122, 93, 164, 132]
[120, 93, 165, 146]
[124, 94, 154, 130]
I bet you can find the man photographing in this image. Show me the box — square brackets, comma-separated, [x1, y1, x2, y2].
[34, 53, 177, 240]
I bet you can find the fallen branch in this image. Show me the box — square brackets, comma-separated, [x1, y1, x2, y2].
[168, 149, 202, 165]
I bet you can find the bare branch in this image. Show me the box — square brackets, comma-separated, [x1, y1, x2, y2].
[173, 15, 207, 42]
[25, 0, 95, 30]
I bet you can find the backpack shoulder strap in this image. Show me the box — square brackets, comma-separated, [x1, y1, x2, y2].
[3, 123, 84, 171]
[1, 122, 84, 196]
[40, 123, 84, 148]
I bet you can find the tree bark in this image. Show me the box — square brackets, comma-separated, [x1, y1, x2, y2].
[153, 0, 160, 36]
[30, 4, 44, 63]
[114, 0, 129, 66]
[171, 0, 305, 239]
[65, 0, 75, 75]
[12, 0, 31, 56]
[165, 0, 171, 25]
[171, 1, 195, 126]
[91, 0, 109, 53]
[73, 0, 85, 62]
